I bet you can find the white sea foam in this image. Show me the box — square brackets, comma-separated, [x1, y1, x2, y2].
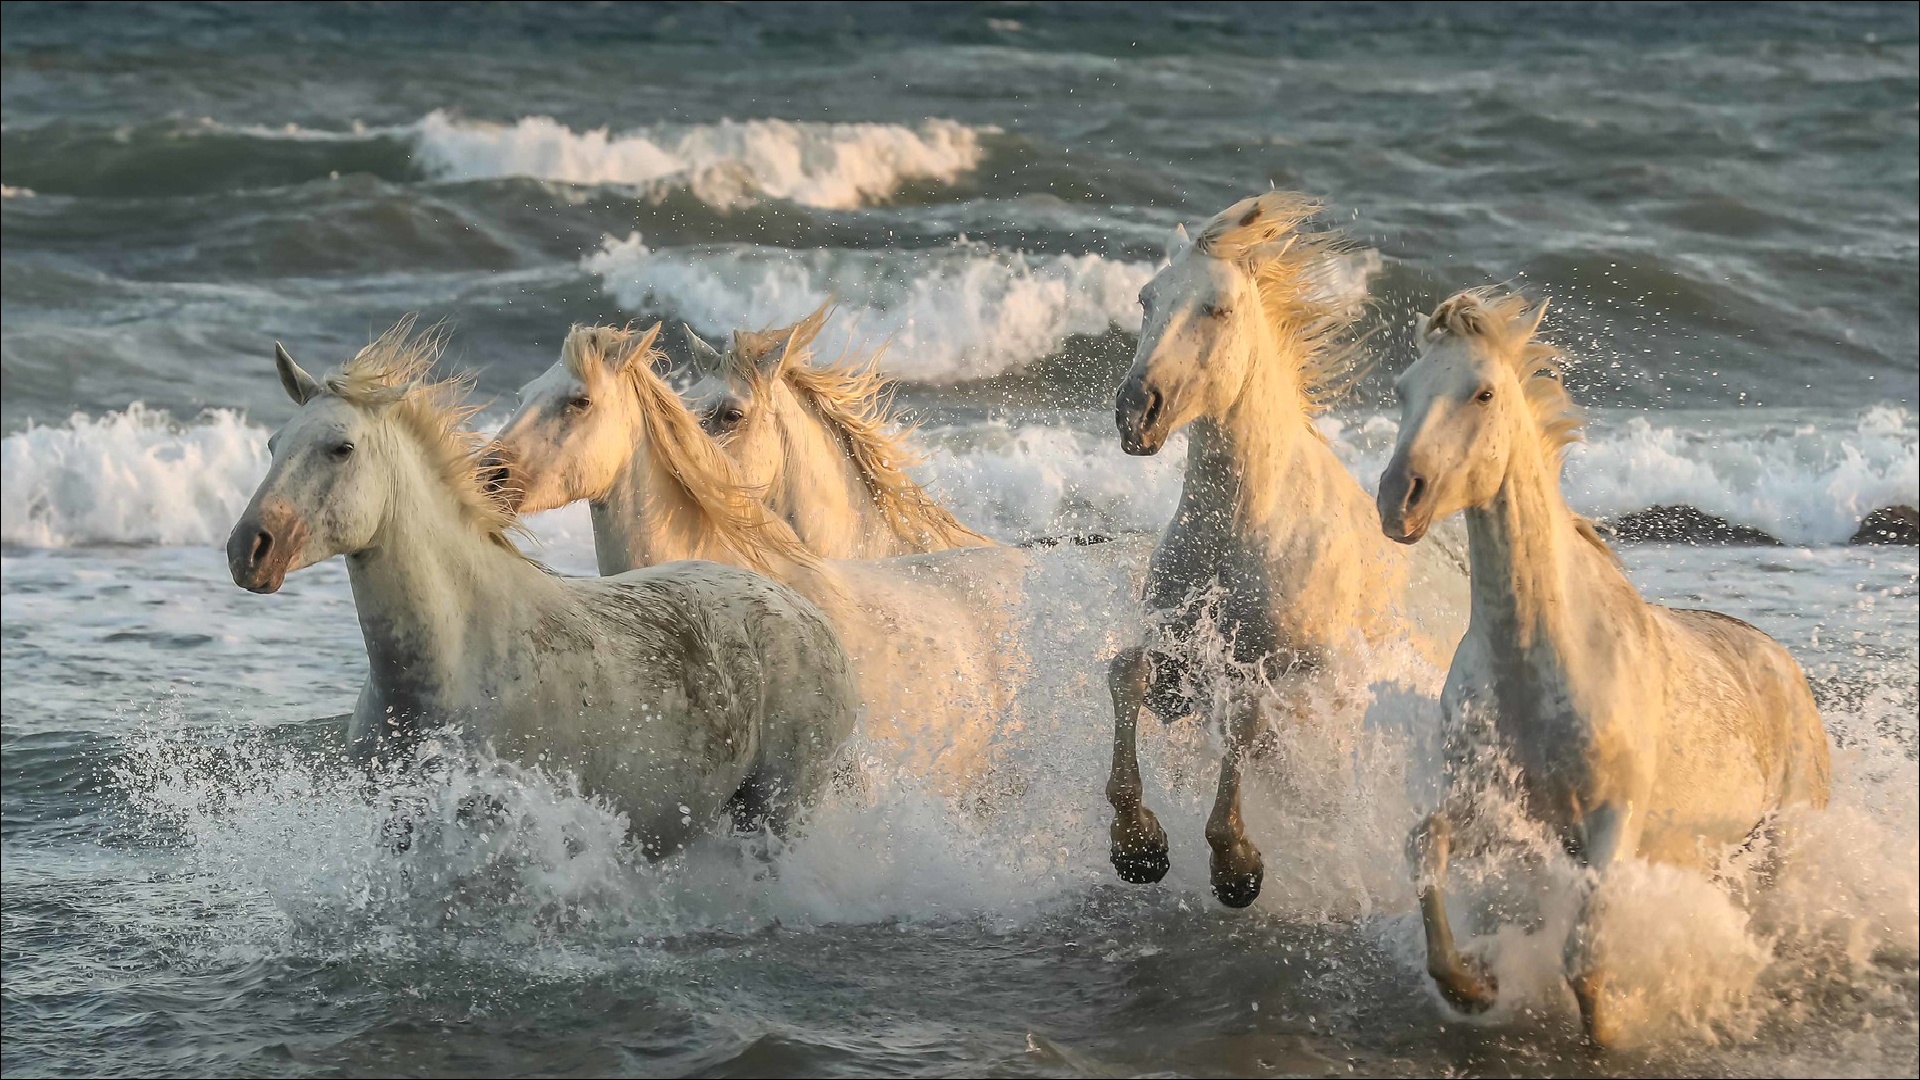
[5, 405, 1913, 550]
[586, 233, 1154, 382]
[411, 110, 987, 210]
[0, 406, 268, 549]
[1566, 406, 1920, 545]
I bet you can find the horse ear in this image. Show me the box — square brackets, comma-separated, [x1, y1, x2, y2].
[1163, 222, 1190, 265]
[1525, 298, 1550, 339]
[778, 301, 833, 374]
[683, 324, 724, 376]
[614, 322, 665, 373]
[274, 342, 321, 405]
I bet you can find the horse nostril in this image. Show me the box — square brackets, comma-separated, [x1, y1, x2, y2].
[1405, 476, 1428, 512]
[1140, 387, 1163, 431]
[249, 529, 273, 567]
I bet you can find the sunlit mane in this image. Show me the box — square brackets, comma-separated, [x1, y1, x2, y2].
[1424, 288, 1579, 464]
[561, 324, 817, 575]
[784, 355, 993, 549]
[1425, 288, 1616, 563]
[323, 317, 523, 552]
[727, 302, 991, 550]
[1195, 190, 1364, 419]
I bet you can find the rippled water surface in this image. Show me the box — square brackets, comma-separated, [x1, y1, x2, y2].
[3, 3, 1916, 1077]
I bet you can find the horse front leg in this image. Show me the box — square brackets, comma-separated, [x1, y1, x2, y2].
[1106, 645, 1170, 883]
[1410, 809, 1498, 1011]
[1203, 687, 1264, 907]
[1565, 800, 1639, 1048]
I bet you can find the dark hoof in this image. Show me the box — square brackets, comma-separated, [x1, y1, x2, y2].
[1110, 810, 1171, 884]
[1433, 957, 1499, 1014]
[1209, 849, 1264, 908]
[1111, 843, 1171, 884]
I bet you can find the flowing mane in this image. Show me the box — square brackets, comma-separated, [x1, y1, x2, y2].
[1424, 288, 1580, 463]
[1424, 288, 1616, 563]
[729, 304, 992, 551]
[1194, 191, 1365, 419]
[322, 318, 524, 553]
[561, 324, 817, 575]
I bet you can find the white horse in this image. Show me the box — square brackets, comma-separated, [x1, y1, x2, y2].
[1106, 191, 1470, 907]
[486, 323, 1031, 794]
[1376, 289, 1831, 1045]
[225, 323, 861, 855]
[680, 304, 996, 559]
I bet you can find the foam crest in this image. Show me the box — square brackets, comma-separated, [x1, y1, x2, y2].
[1566, 406, 1919, 545]
[585, 233, 1153, 382]
[8, 405, 1912, 551]
[413, 111, 986, 210]
[1, 406, 268, 548]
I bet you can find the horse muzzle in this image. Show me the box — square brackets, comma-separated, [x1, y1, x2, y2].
[478, 446, 523, 513]
[1376, 459, 1432, 545]
[1115, 378, 1170, 456]
[226, 498, 306, 594]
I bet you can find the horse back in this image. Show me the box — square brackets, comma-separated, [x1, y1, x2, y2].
[1657, 606, 1832, 811]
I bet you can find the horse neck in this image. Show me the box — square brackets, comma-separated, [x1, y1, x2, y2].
[348, 452, 550, 709]
[770, 390, 896, 558]
[1461, 424, 1594, 651]
[590, 425, 818, 589]
[1182, 325, 1377, 550]
[591, 441, 696, 574]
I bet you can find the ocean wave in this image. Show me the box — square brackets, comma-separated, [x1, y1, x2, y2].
[8, 404, 1912, 552]
[411, 111, 987, 210]
[1, 406, 268, 549]
[586, 233, 1155, 382]
[1566, 407, 1920, 546]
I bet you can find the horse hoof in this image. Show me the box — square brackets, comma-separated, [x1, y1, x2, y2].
[1111, 843, 1171, 884]
[1571, 973, 1620, 1047]
[1435, 957, 1499, 1014]
[1110, 808, 1170, 884]
[1209, 858, 1264, 908]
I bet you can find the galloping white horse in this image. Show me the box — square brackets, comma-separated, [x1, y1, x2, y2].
[1107, 191, 1470, 907]
[681, 304, 996, 559]
[226, 323, 861, 854]
[1376, 289, 1830, 1045]
[487, 323, 1031, 793]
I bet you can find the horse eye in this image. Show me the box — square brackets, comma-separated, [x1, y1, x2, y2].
[1205, 304, 1230, 319]
[722, 408, 745, 425]
[331, 441, 355, 458]
[567, 396, 591, 412]
[1475, 388, 1496, 404]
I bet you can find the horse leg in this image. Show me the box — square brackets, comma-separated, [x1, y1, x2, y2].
[1204, 688, 1264, 908]
[1107, 645, 1170, 883]
[1410, 810, 1498, 1011]
[1565, 800, 1637, 1048]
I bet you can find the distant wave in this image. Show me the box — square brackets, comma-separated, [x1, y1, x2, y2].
[0, 112, 986, 208]
[1, 406, 268, 549]
[585, 233, 1155, 382]
[7, 404, 1910, 551]
[411, 111, 987, 209]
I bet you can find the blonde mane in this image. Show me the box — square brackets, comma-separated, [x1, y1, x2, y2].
[323, 318, 524, 553]
[562, 324, 817, 575]
[1194, 191, 1366, 419]
[1424, 288, 1616, 563]
[725, 304, 991, 550]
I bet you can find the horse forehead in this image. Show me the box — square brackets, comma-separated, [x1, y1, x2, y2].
[1412, 337, 1493, 393]
[1154, 250, 1235, 301]
[681, 372, 739, 412]
[522, 362, 580, 399]
[274, 398, 358, 455]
